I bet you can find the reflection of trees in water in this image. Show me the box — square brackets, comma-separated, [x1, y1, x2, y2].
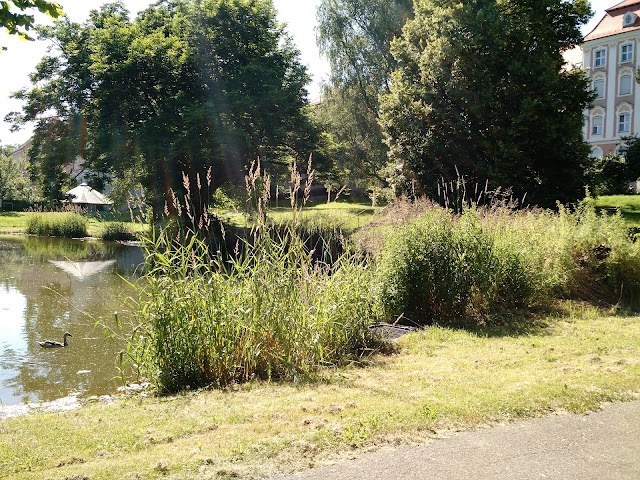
[0, 236, 138, 403]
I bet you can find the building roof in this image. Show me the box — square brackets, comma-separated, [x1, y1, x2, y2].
[607, 0, 640, 12]
[65, 183, 113, 205]
[584, 1, 640, 41]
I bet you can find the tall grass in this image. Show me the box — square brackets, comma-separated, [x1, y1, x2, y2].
[122, 159, 379, 393]
[376, 208, 532, 325]
[127, 227, 378, 393]
[25, 213, 88, 238]
[485, 201, 640, 308]
[370, 198, 640, 326]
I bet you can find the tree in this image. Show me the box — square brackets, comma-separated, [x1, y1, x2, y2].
[9, 0, 312, 221]
[380, 0, 593, 207]
[316, 0, 413, 184]
[0, 0, 62, 38]
[0, 150, 20, 209]
[585, 136, 640, 195]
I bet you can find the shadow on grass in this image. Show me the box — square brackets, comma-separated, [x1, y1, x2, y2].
[0, 211, 21, 217]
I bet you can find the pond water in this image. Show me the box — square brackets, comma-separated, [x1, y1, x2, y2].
[0, 235, 144, 408]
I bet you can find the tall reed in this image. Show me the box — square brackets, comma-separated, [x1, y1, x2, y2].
[25, 213, 88, 238]
[128, 227, 378, 393]
[124, 157, 378, 393]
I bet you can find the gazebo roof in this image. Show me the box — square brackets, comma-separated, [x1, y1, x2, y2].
[65, 183, 113, 206]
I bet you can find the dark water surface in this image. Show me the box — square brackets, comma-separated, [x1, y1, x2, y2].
[0, 235, 143, 407]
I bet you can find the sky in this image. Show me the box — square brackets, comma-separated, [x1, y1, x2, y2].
[0, 0, 618, 147]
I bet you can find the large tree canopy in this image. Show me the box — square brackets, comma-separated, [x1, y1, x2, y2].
[10, 0, 312, 218]
[380, 0, 593, 207]
[316, 0, 413, 185]
[0, 0, 61, 38]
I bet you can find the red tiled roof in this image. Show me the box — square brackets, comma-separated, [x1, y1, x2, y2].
[585, 1, 640, 41]
[606, 0, 640, 12]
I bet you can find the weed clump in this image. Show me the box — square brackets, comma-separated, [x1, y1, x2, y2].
[376, 208, 532, 325]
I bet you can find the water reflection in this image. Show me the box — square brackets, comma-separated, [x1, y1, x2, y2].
[0, 235, 143, 407]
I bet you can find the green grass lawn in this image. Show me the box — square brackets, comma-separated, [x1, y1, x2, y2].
[2, 305, 638, 480]
[592, 195, 640, 227]
[267, 201, 380, 231]
[0, 211, 145, 237]
[213, 200, 381, 231]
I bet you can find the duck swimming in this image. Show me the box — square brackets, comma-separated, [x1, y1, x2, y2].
[39, 332, 73, 348]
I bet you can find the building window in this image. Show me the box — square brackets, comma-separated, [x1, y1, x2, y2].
[591, 147, 604, 158]
[592, 115, 603, 135]
[594, 48, 607, 67]
[619, 112, 631, 133]
[624, 12, 637, 28]
[621, 43, 634, 63]
[620, 73, 633, 95]
[593, 78, 605, 98]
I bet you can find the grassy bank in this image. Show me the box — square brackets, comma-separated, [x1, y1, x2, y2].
[2, 307, 639, 479]
[0, 211, 144, 238]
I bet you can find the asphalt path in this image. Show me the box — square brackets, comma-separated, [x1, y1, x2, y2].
[273, 400, 640, 480]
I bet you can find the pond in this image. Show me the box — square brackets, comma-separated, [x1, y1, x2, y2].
[0, 235, 143, 410]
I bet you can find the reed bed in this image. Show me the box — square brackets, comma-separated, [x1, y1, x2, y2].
[128, 226, 379, 393]
[24, 212, 88, 238]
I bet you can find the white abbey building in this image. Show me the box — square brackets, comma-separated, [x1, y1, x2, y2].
[580, 0, 640, 157]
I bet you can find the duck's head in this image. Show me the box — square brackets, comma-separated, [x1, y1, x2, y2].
[63, 332, 73, 338]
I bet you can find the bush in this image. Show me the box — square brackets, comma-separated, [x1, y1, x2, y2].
[375, 208, 533, 325]
[101, 222, 136, 241]
[25, 213, 88, 238]
[373, 198, 640, 325]
[128, 226, 379, 393]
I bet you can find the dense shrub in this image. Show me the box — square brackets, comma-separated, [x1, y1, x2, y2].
[129, 227, 379, 393]
[375, 208, 533, 325]
[373, 199, 640, 325]
[25, 213, 88, 238]
[101, 222, 136, 241]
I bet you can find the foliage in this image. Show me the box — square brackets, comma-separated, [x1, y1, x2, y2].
[128, 226, 379, 393]
[9, 0, 312, 222]
[312, 87, 390, 187]
[315, 0, 413, 184]
[619, 135, 640, 180]
[0, 0, 62, 38]
[25, 212, 88, 237]
[370, 197, 640, 324]
[497, 200, 640, 309]
[0, 151, 19, 208]
[376, 208, 532, 325]
[585, 135, 640, 196]
[380, 0, 593, 207]
[101, 222, 136, 241]
[584, 136, 640, 196]
[0, 148, 39, 209]
[584, 153, 631, 196]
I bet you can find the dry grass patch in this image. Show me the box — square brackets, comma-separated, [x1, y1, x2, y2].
[2, 306, 639, 480]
